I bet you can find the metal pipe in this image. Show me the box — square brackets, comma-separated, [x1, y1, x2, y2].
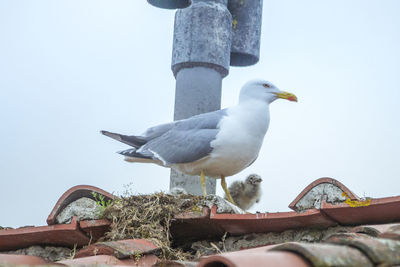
[228, 0, 263, 66]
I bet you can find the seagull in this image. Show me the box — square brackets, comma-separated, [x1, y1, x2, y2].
[101, 80, 297, 204]
[225, 174, 263, 210]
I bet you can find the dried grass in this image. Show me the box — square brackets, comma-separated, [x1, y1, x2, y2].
[101, 192, 204, 260]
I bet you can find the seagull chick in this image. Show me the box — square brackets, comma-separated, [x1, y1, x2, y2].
[101, 80, 297, 204]
[225, 174, 263, 210]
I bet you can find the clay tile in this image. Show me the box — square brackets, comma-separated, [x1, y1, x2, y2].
[121, 254, 159, 266]
[75, 239, 159, 259]
[210, 208, 336, 235]
[58, 254, 158, 266]
[79, 219, 112, 240]
[271, 242, 373, 267]
[58, 254, 125, 265]
[380, 224, 400, 241]
[153, 260, 198, 267]
[352, 223, 400, 237]
[0, 217, 90, 251]
[325, 232, 400, 265]
[47, 185, 115, 225]
[171, 207, 338, 244]
[289, 177, 359, 212]
[198, 251, 310, 267]
[321, 196, 400, 225]
[0, 254, 64, 266]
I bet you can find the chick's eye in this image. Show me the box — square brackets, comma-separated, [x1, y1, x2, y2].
[263, 83, 271, 88]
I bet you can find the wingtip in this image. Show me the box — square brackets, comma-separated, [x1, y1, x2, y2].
[101, 130, 115, 138]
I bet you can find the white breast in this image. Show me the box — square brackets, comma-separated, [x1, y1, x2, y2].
[209, 101, 270, 175]
[175, 100, 270, 177]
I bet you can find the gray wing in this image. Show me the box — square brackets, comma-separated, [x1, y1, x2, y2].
[101, 130, 146, 148]
[101, 122, 177, 148]
[141, 122, 176, 141]
[174, 109, 227, 130]
[137, 109, 227, 165]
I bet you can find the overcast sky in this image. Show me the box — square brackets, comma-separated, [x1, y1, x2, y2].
[1, 0, 399, 227]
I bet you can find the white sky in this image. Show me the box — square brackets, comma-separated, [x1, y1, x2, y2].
[1, 0, 399, 228]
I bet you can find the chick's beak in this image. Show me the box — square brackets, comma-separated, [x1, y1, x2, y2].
[274, 91, 298, 102]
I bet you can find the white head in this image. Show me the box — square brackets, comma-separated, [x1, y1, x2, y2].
[239, 79, 298, 104]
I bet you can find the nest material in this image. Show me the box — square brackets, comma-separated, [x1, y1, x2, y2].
[102, 192, 204, 260]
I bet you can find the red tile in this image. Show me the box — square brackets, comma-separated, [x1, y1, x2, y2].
[209, 206, 336, 235]
[271, 242, 373, 267]
[58, 255, 126, 265]
[172, 206, 337, 244]
[0, 217, 90, 251]
[79, 219, 112, 240]
[352, 223, 400, 237]
[380, 224, 400, 240]
[75, 239, 159, 259]
[198, 244, 279, 261]
[171, 207, 225, 245]
[153, 260, 197, 267]
[289, 177, 359, 211]
[326, 233, 400, 265]
[59, 254, 158, 266]
[47, 185, 114, 225]
[121, 254, 159, 266]
[321, 196, 400, 225]
[0, 254, 63, 266]
[198, 251, 310, 267]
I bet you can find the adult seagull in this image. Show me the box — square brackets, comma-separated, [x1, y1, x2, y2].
[101, 80, 297, 204]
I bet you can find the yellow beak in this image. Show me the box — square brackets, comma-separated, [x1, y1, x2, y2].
[274, 91, 298, 102]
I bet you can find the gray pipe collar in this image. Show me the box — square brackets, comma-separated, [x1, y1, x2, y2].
[171, 0, 232, 78]
[147, 0, 192, 9]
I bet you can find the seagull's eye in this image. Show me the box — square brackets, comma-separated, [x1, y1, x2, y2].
[262, 83, 271, 88]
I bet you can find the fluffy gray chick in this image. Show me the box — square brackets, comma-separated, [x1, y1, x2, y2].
[225, 174, 263, 210]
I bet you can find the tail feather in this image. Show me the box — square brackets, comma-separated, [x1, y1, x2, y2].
[101, 130, 146, 148]
[118, 148, 156, 163]
[117, 148, 151, 159]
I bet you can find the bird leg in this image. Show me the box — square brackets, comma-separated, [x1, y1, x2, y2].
[200, 170, 207, 197]
[221, 175, 236, 205]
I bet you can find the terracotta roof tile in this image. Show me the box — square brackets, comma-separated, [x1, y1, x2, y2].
[326, 232, 400, 265]
[58, 254, 158, 266]
[58, 254, 127, 266]
[0, 217, 90, 251]
[172, 206, 337, 243]
[79, 219, 112, 240]
[131, 254, 159, 266]
[379, 224, 400, 240]
[198, 231, 400, 267]
[352, 223, 400, 237]
[47, 185, 114, 225]
[0, 254, 63, 266]
[289, 177, 359, 211]
[153, 260, 198, 267]
[271, 242, 374, 267]
[320, 196, 400, 225]
[198, 250, 310, 267]
[3, 179, 400, 266]
[209, 206, 336, 234]
[172, 178, 400, 244]
[75, 239, 159, 259]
